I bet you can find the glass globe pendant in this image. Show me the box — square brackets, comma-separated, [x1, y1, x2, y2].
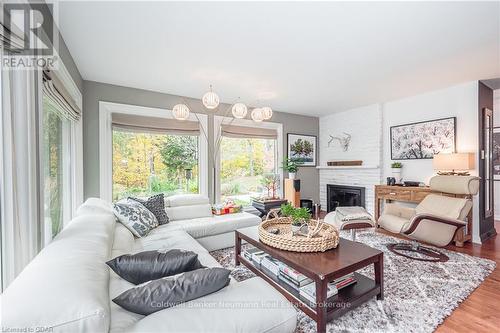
[172, 104, 190, 120]
[202, 85, 220, 110]
[261, 106, 273, 120]
[251, 108, 264, 122]
[231, 103, 248, 119]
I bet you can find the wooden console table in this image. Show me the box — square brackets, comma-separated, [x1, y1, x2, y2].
[374, 185, 472, 246]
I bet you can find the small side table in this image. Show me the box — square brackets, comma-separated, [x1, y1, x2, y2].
[251, 199, 288, 218]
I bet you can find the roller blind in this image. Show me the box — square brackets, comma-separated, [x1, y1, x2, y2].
[42, 70, 81, 121]
[221, 124, 277, 140]
[112, 113, 200, 135]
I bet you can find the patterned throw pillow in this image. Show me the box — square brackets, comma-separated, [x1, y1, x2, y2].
[129, 194, 169, 225]
[113, 200, 158, 237]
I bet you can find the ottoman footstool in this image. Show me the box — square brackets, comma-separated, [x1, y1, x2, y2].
[324, 206, 375, 241]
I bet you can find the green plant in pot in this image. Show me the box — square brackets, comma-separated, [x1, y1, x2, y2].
[391, 162, 403, 183]
[291, 207, 311, 233]
[281, 158, 299, 180]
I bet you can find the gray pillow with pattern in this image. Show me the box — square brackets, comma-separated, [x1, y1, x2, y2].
[113, 200, 158, 237]
[128, 194, 169, 225]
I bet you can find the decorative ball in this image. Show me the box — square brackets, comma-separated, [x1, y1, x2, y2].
[202, 91, 220, 110]
[251, 108, 265, 122]
[172, 104, 190, 120]
[261, 106, 273, 120]
[231, 103, 248, 119]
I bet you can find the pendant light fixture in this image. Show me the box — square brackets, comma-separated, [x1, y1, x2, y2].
[231, 102, 248, 119]
[202, 85, 220, 110]
[172, 103, 190, 120]
[251, 108, 265, 122]
[261, 106, 273, 120]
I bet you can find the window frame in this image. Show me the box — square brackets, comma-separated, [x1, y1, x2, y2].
[38, 65, 83, 244]
[214, 115, 283, 205]
[99, 102, 209, 202]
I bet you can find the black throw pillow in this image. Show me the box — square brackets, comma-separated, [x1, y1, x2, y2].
[113, 267, 231, 315]
[129, 194, 169, 225]
[107, 249, 204, 285]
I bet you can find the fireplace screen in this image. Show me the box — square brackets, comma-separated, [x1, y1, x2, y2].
[327, 185, 365, 212]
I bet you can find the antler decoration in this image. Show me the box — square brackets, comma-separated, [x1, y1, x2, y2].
[328, 132, 351, 152]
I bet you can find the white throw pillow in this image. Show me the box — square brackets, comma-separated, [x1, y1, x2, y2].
[113, 200, 158, 237]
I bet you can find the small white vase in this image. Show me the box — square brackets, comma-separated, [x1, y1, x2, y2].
[392, 168, 402, 183]
[288, 172, 296, 180]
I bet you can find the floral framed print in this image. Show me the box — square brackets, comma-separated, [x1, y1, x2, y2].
[390, 117, 456, 160]
[287, 133, 317, 166]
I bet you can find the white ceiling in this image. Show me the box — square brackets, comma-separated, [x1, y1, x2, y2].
[58, 1, 500, 116]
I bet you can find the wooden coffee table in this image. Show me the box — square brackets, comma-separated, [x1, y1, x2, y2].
[235, 226, 384, 333]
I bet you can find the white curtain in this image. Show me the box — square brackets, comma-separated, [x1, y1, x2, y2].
[0, 50, 41, 290]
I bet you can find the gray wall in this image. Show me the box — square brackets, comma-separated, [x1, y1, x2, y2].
[83, 81, 319, 203]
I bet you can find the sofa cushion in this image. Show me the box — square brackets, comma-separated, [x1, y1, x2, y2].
[107, 249, 204, 284]
[2, 213, 116, 333]
[166, 203, 213, 221]
[113, 267, 231, 315]
[148, 212, 261, 239]
[114, 200, 158, 237]
[124, 277, 297, 333]
[76, 197, 115, 217]
[165, 194, 210, 207]
[129, 194, 169, 225]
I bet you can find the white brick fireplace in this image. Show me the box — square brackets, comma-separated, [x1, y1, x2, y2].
[318, 104, 383, 214]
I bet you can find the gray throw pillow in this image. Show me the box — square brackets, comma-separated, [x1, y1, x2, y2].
[107, 249, 204, 285]
[113, 267, 231, 315]
[129, 194, 169, 225]
[113, 200, 158, 237]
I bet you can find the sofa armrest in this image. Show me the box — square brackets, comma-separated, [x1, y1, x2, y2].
[403, 213, 467, 236]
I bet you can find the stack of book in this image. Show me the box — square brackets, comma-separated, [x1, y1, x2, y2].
[299, 273, 357, 305]
[278, 264, 313, 291]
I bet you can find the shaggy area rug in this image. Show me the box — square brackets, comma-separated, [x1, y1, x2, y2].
[209, 229, 495, 333]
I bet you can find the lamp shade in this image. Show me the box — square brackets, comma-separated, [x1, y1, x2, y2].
[251, 108, 264, 122]
[172, 104, 190, 120]
[261, 106, 273, 120]
[231, 103, 248, 119]
[202, 90, 220, 110]
[433, 153, 474, 171]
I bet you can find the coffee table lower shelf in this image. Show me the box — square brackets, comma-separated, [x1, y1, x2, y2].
[238, 255, 380, 321]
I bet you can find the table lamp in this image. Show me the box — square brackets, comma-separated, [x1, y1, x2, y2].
[433, 153, 474, 176]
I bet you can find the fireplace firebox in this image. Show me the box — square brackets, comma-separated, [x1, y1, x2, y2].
[326, 184, 365, 212]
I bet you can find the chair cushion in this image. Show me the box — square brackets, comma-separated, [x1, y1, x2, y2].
[378, 214, 410, 233]
[429, 175, 480, 195]
[165, 194, 210, 207]
[415, 194, 470, 220]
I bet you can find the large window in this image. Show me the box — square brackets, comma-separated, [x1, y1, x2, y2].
[220, 136, 277, 206]
[42, 95, 71, 241]
[112, 130, 199, 201]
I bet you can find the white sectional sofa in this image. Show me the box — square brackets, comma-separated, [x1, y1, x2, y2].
[2, 197, 297, 333]
[157, 194, 262, 251]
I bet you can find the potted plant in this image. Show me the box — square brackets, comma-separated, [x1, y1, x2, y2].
[281, 158, 299, 179]
[290, 207, 311, 233]
[391, 162, 403, 183]
[280, 202, 295, 218]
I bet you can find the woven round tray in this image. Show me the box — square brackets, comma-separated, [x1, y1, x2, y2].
[258, 216, 339, 252]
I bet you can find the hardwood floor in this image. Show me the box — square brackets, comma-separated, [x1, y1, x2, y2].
[435, 221, 500, 333]
[318, 212, 500, 332]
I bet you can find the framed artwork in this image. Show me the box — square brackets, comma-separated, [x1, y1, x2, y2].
[287, 133, 317, 166]
[390, 117, 456, 160]
[494, 127, 500, 181]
